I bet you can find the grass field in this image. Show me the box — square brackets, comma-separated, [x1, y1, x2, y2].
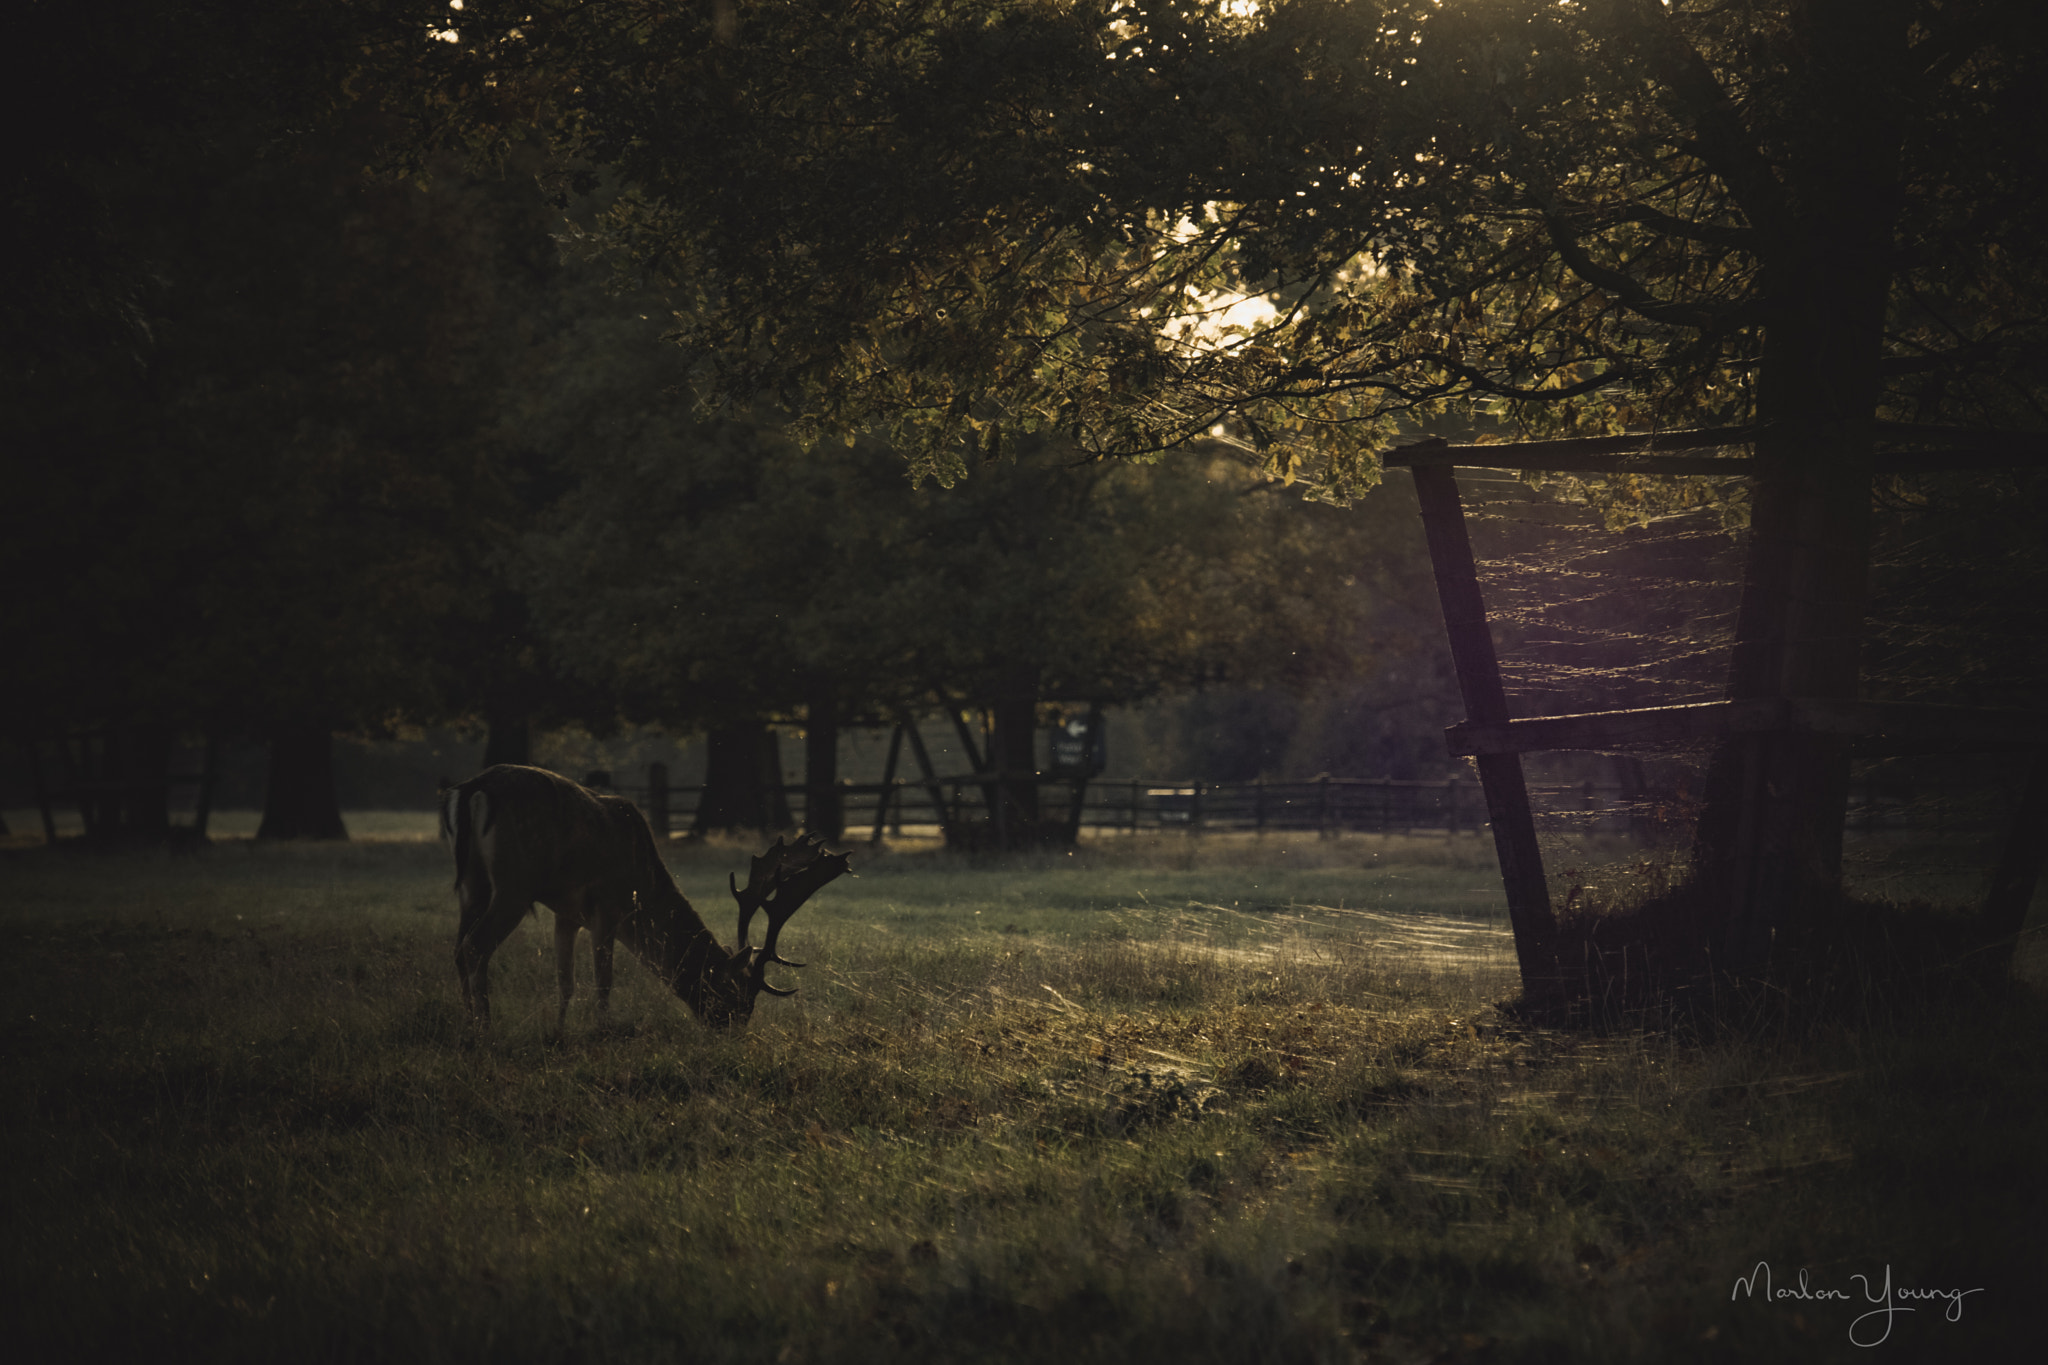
[2, 828, 2040, 1362]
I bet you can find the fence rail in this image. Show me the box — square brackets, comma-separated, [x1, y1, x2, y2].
[603, 772, 1676, 840]
[594, 767, 2001, 843]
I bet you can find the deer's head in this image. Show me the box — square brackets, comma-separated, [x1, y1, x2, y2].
[698, 834, 850, 1028]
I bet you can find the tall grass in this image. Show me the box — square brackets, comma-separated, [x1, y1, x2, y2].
[1, 833, 2038, 1362]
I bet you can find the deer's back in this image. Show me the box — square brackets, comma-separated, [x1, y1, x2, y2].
[454, 765, 650, 904]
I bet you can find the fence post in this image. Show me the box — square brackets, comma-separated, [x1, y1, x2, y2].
[1130, 779, 1141, 834]
[1445, 777, 1461, 836]
[1318, 773, 1333, 839]
[27, 737, 59, 845]
[1254, 778, 1267, 833]
[1190, 781, 1205, 836]
[647, 762, 669, 839]
[869, 723, 905, 845]
[1408, 453, 1558, 1005]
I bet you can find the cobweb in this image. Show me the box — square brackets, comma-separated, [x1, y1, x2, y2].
[1452, 471, 2024, 914]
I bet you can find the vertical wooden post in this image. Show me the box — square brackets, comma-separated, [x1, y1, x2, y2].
[193, 736, 219, 841]
[1445, 777, 1461, 836]
[897, 716, 953, 845]
[646, 762, 669, 840]
[1407, 453, 1558, 1003]
[1317, 773, 1332, 838]
[1129, 779, 1141, 834]
[27, 736, 59, 845]
[869, 723, 905, 845]
[1254, 778, 1267, 834]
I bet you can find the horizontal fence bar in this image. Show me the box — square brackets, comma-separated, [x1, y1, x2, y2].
[1448, 698, 2048, 756]
[596, 769, 2002, 843]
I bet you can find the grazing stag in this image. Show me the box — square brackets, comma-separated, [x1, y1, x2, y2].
[441, 764, 848, 1031]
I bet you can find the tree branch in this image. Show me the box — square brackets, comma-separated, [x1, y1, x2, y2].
[1591, 0, 1791, 246]
[1542, 212, 1757, 331]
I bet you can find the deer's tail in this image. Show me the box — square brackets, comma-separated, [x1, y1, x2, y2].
[445, 781, 480, 891]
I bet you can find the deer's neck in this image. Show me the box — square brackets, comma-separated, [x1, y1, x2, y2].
[619, 869, 731, 1005]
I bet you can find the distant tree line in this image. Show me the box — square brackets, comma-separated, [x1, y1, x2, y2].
[2, 1, 1452, 845]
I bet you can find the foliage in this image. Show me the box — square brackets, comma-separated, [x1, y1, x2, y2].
[508, 322, 1411, 727]
[402, 0, 2048, 489]
[3, 838, 2039, 1361]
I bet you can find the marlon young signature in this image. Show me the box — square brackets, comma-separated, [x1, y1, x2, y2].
[1730, 1262, 1985, 1347]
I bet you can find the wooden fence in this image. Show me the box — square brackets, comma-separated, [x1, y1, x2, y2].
[613, 771, 1627, 841]
[599, 767, 2007, 844]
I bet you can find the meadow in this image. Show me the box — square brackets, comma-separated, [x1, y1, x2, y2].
[1, 827, 2039, 1362]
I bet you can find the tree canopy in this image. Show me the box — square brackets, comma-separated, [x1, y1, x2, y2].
[405, 0, 2048, 484]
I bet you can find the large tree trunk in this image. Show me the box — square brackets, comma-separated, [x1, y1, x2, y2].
[482, 708, 532, 768]
[117, 722, 173, 841]
[1691, 25, 1901, 975]
[1696, 435, 1873, 971]
[803, 677, 844, 842]
[693, 721, 792, 834]
[988, 663, 1041, 848]
[258, 722, 349, 840]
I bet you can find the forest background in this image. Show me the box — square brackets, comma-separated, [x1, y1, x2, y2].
[1, 0, 1487, 844]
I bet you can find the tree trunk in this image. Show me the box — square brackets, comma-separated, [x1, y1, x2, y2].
[803, 677, 843, 841]
[482, 709, 532, 768]
[258, 722, 349, 840]
[692, 721, 792, 834]
[118, 722, 173, 841]
[191, 735, 219, 841]
[1690, 26, 1901, 975]
[988, 663, 1041, 848]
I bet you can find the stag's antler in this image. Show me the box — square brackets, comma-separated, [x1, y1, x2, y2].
[729, 834, 850, 998]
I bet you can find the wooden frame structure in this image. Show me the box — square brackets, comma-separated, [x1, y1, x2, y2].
[1384, 427, 2048, 1000]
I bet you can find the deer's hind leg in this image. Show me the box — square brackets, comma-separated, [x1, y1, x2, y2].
[552, 908, 584, 1038]
[455, 881, 526, 1026]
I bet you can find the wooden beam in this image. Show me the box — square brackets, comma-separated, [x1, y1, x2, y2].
[1795, 699, 2048, 746]
[868, 722, 905, 846]
[1382, 424, 2048, 476]
[895, 715, 955, 845]
[1410, 461, 1558, 998]
[1449, 698, 2048, 756]
[1384, 428, 1758, 468]
[1448, 700, 1787, 755]
[1873, 420, 2048, 456]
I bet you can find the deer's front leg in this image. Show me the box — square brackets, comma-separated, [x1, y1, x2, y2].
[593, 933, 615, 1016]
[553, 917, 581, 1037]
